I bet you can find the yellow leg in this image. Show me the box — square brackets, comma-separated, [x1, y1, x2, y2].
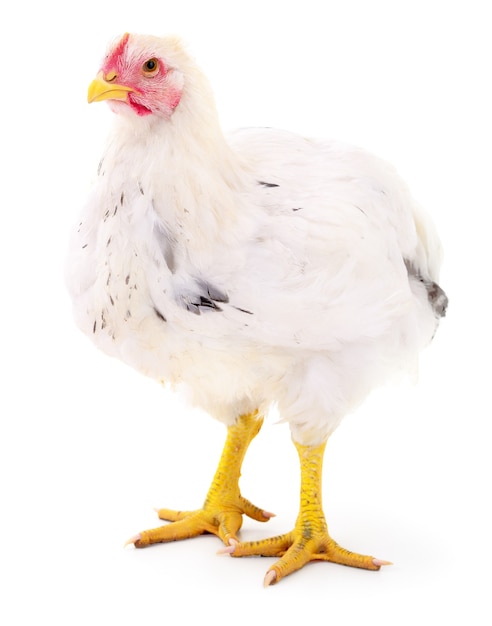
[127, 412, 272, 548]
[230, 440, 390, 585]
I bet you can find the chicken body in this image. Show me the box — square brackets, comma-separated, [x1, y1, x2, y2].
[67, 34, 447, 584]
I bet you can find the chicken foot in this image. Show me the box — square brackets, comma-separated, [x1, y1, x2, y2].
[126, 412, 272, 548]
[224, 440, 390, 586]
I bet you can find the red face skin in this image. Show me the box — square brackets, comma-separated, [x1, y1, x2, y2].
[100, 33, 183, 118]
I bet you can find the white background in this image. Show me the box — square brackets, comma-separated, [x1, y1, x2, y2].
[1, 0, 490, 624]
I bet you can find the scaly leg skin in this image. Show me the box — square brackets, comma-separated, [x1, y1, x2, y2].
[126, 412, 272, 548]
[226, 440, 391, 586]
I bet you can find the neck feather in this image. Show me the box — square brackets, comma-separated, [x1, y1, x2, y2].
[103, 82, 253, 257]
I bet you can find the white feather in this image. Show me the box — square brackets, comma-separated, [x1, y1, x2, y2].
[66, 35, 446, 446]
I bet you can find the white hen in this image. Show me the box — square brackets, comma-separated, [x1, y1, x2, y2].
[66, 33, 447, 585]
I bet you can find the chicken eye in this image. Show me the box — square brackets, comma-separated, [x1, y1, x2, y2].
[142, 58, 160, 77]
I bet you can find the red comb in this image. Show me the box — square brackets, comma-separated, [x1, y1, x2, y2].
[105, 32, 130, 69]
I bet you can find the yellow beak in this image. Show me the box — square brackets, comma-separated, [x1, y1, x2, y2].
[87, 72, 135, 103]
